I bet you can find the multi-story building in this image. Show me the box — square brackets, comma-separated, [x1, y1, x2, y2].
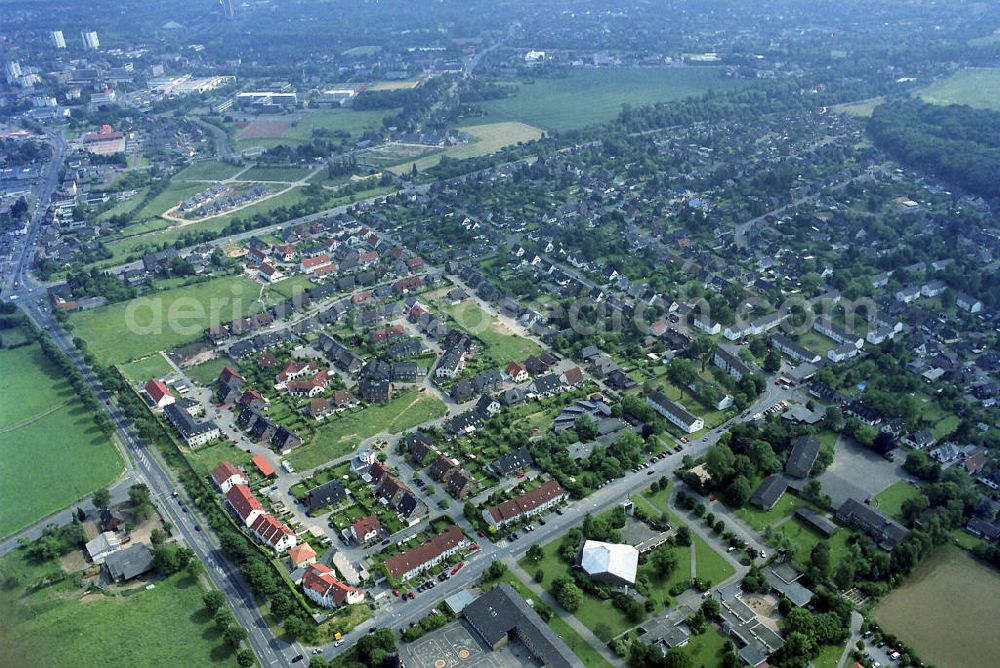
[770, 334, 821, 365]
[302, 564, 363, 608]
[383, 525, 468, 582]
[482, 480, 567, 528]
[50, 31, 66, 49]
[646, 390, 704, 433]
[712, 348, 753, 381]
[81, 31, 100, 49]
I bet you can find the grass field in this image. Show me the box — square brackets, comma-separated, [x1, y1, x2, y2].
[68, 274, 275, 364]
[831, 97, 884, 118]
[478, 68, 744, 132]
[289, 391, 447, 469]
[733, 493, 808, 532]
[186, 440, 254, 478]
[873, 480, 921, 519]
[444, 301, 541, 362]
[237, 165, 313, 182]
[0, 344, 123, 537]
[678, 627, 730, 667]
[0, 550, 234, 667]
[519, 538, 636, 637]
[184, 357, 232, 386]
[173, 161, 243, 182]
[875, 545, 1000, 668]
[692, 531, 735, 585]
[768, 517, 853, 568]
[919, 68, 1000, 110]
[389, 121, 543, 174]
[113, 182, 207, 235]
[234, 109, 393, 151]
[119, 354, 174, 385]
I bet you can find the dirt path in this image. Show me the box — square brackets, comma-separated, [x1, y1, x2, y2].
[0, 401, 68, 433]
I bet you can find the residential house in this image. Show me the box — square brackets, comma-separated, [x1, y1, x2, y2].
[302, 563, 363, 608]
[482, 480, 567, 528]
[384, 525, 469, 582]
[350, 515, 381, 544]
[712, 348, 752, 381]
[306, 481, 348, 512]
[646, 391, 704, 433]
[211, 461, 248, 493]
[144, 379, 174, 409]
[226, 484, 264, 527]
[249, 513, 297, 553]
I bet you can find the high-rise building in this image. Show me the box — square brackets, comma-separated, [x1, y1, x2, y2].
[220, 0, 236, 19]
[81, 31, 100, 50]
[5, 61, 22, 79]
[50, 30, 66, 49]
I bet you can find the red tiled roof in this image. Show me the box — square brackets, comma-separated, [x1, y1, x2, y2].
[302, 563, 359, 605]
[288, 542, 316, 567]
[563, 366, 584, 385]
[144, 378, 172, 403]
[218, 367, 243, 385]
[226, 484, 263, 522]
[252, 454, 276, 477]
[351, 515, 380, 537]
[487, 480, 565, 524]
[302, 254, 330, 268]
[239, 389, 267, 406]
[250, 513, 294, 547]
[384, 525, 465, 580]
[211, 461, 242, 486]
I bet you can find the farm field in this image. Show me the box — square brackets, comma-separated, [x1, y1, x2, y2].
[478, 68, 744, 132]
[119, 354, 174, 385]
[389, 121, 543, 174]
[919, 68, 1000, 109]
[68, 274, 275, 365]
[173, 160, 243, 182]
[0, 344, 123, 537]
[875, 545, 1000, 668]
[831, 97, 884, 117]
[234, 109, 393, 151]
[288, 391, 447, 469]
[0, 551, 234, 668]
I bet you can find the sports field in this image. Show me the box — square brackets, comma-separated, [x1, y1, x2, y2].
[389, 121, 543, 174]
[876, 545, 1000, 667]
[0, 551, 234, 668]
[68, 274, 275, 365]
[919, 68, 1000, 110]
[478, 67, 744, 132]
[0, 344, 122, 537]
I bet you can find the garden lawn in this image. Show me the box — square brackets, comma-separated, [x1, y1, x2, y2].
[0, 551, 234, 668]
[119, 354, 174, 385]
[813, 642, 846, 668]
[68, 274, 273, 365]
[289, 392, 447, 469]
[931, 414, 960, 440]
[184, 357, 233, 386]
[478, 68, 744, 132]
[186, 440, 255, 479]
[733, 493, 808, 532]
[494, 571, 614, 668]
[0, 343, 123, 537]
[873, 480, 921, 520]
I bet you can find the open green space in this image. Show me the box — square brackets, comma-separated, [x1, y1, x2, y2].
[919, 68, 1000, 110]
[767, 517, 853, 568]
[184, 357, 232, 386]
[289, 391, 447, 469]
[173, 160, 243, 182]
[733, 493, 809, 533]
[930, 414, 960, 440]
[68, 274, 274, 365]
[677, 626, 730, 667]
[444, 301, 541, 362]
[112, 182, 207, 237]
[478, 68, 744, 132]
[873, 480, 921, 519]
[493, 571, 614, 668]
[186, 439, 254, 478]
[237, 165, 313, 182]
[875, 545, 1000, 668]
[0, 550, 235, 667]
[389, 121, 543, 175]
[831, 97, 884, 118]
[119, 354, 174, 385]
[0, 344, 123, 537]
[519, 537, 636, 638]
[813, 642, 846, 668]
[691, 531, 735, 585]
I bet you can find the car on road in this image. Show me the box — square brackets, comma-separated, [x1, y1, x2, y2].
[451, 562, 465, 575]
[538, 518, 545, 525]
[477, 530, 485, 537]
[408, 591, 414, 599]
[292, 655, 304, 663]
[392, 588, 399, 597]
[647, 469, 655, 475]
[194, 525, 201, 532]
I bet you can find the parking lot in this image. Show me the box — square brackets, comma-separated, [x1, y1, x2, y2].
[400, 620, 535, 668]
[818, 434, 908, 508]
